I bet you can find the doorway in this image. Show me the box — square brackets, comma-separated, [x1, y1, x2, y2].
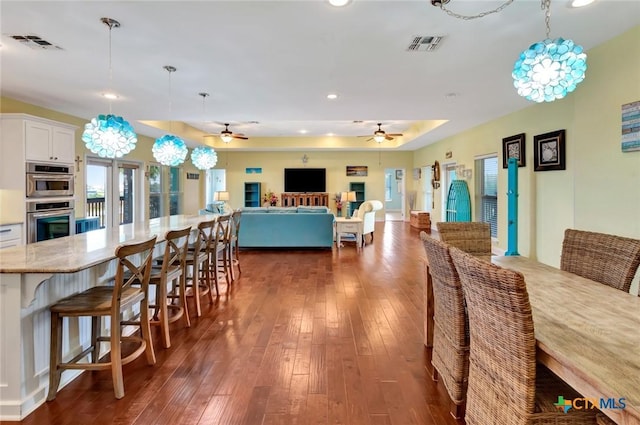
[384, 168, 405, 221]
[86, 158, 142, 229]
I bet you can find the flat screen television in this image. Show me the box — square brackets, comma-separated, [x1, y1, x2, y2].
[284, 168, 326, 192]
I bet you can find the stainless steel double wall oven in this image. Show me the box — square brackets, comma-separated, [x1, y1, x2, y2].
[26, 162, 75, 243]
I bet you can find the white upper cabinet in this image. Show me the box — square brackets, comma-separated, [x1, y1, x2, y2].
[24, 119, 75, 164]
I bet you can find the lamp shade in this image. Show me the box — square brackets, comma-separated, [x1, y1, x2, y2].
[214, 191, 230, 201]
[191, 146, 218, 170]
[512, 37, 587, 103]
[373, 134, 386, 143]
[152, 134, 188, 166]
[220, 134, 233, 143]
[82, 114, 138, 158]
[347, 191, 357, 202]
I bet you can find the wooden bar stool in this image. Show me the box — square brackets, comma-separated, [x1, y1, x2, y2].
[47, 236, 157, 401]
[149, 226, 191, 348]
[185, 219, 216, 316]
[208, 215, 232, 294]
[229, 210, 242, 281]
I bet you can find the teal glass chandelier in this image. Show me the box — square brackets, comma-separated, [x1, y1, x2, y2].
[83, 18, 138, 158]
[191, 146, 218, 170]
[512, 0, 587, 102]
[152, 134, 188, 166]
[83, 114, 137, 158]
[153, 66, 188, 166]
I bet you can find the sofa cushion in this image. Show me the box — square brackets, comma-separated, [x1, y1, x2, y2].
[241, 207, 269, 213]
[267, 207, 298, 214]
[297, 206, 330, 214]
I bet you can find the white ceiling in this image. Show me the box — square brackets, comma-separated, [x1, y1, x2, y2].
[1, 0, 639, 151]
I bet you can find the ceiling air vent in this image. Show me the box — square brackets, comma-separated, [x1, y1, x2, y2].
[406, 35, 443, 52]
[8, 34, 63, 50]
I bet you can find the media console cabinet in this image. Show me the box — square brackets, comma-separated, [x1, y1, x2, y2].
[281, 192, 329, 207]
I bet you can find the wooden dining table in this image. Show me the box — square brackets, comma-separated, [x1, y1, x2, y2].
[423, 255, 640, 425]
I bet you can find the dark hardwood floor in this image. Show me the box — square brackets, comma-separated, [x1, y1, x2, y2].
[7, 222, 464, 425]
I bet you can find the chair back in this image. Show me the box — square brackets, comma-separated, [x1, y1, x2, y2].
[193, 218, 216, 258]
[450, 248, 536, 425]
[436, 222, 491, 257]
[161, 227, 192, 274]
[419, 232, 469, 404]
[214, 214, 232, 250]
[436, 221, 491, 257]
[561, 228, 640, 293]
[231, 209, 242, 240]
[113, 236, 157, 310]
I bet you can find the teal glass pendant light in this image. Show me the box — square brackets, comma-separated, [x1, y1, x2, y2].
[190, 92, 218, 170]
[82, 18, 138, 158]
[152, 66, 188, 166]
[512, 0, 587, 102]
[191, 146, 218, 170]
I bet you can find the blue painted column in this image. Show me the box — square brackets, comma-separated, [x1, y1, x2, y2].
[506, 157, 519, 256]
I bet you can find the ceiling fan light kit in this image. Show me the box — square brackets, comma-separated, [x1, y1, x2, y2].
[360, 123, 403, 143]
[219, 123, 248, 143]
[82, 17, 138, 159]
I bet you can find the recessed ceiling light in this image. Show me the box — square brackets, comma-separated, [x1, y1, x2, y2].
[327, 133, 335, 137]
[299, 129, 308, 134]
[328, 0, 351, 6]
[327, 93, 338, 100]
[102, 92, 119, 100]
[571, 0, 595, 7]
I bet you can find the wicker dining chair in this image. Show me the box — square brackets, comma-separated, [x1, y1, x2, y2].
[47, 236, 157, 401]
[450, 247, 598, 425]
[420, 232, 469, 419]
[561, 228, 640, 293]
[435, 222, 492, 257]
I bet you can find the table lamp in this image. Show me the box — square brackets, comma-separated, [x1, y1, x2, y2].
[214, 191, 230, 213]
[346, 191, 357, 219]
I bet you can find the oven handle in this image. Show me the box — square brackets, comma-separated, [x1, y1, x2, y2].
[28, 209, 74, 219]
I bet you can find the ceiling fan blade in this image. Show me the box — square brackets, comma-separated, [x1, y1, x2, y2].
[357, 135, 372, 138]
[366, 137, 374, 142]
[387, 133, 403, 137]
[233, 135, 249, 140]
[385, 135, 394, 141]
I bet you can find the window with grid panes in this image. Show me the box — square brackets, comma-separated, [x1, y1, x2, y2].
[475, 156, 498, 237]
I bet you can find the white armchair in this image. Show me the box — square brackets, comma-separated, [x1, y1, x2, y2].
[352, 200, 383, 244]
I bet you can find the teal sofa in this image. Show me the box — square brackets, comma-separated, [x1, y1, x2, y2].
[238, 206, 335, 248]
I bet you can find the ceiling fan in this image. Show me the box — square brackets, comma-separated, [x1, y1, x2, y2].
[359, 123, 403, 143]
[210, 123, 249, 143]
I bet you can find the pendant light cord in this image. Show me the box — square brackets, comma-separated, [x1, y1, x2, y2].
[542, 0, 552, 39]
[164, 66, 177, 133]
[434, 0, 515, 20]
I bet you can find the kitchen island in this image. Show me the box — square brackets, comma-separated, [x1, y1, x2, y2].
[0, 214, 217, 420]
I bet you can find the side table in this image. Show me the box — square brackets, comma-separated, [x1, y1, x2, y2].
[334, 217, 363, 249]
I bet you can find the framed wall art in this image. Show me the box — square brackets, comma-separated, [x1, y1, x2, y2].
[533, 129, 565, 172]
[346, 165, 368, 176]
[502, 133, 526, 168]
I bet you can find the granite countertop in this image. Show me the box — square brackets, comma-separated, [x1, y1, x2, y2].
[0, 214, 217, 273]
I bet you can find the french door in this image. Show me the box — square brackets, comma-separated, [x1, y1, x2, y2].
[85, 158, 142, 229]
